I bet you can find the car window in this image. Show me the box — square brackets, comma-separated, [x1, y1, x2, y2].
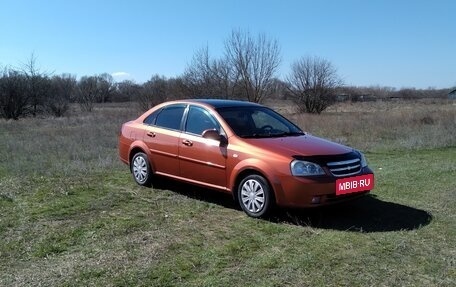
[251, 110, 289, 132]
[218, 110, 253, 137]
[217, 106, 303, 138]
[185, 106, 220, 135]
[155, 105, 186, 130]
[143, 110, 159, 125]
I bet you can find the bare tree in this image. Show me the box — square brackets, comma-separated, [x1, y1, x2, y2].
[96, 73, 115, 103]
[211, 56, 239, 99]
[287, 56, 342, 114]
[182, 46, 238, 99]
[44, 74, 76, 117]
[22, 54, 52, 116]
[182, 47, 215, 97]
[269, 78, 290, 100]
[0, 68, 30, 119]
[116, 80, 142, 102]
[76, 76, 98, 112]
[181, 30, 279, 102]
[225, 30, 281, 103]
[138, 75, 168, 111]
[167, 77, 187, 100]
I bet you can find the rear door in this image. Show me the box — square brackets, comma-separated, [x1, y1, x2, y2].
[143, 104, 185, 177]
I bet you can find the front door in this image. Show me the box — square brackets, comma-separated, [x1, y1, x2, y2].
[179, 106, 228, 190]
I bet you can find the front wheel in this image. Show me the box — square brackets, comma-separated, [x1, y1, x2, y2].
[238, 174, 273, 218]
[131, 152, 152, 187]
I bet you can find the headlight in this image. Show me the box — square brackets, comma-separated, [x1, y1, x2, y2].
[357, 151, 368, 167]
[290, 160, 325, 176]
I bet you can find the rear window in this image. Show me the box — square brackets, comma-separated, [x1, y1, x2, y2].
[143, 111, 159, 125]
[155, 105, 186, 130]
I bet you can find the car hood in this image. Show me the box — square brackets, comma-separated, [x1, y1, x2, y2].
[243, 134, 353, 157]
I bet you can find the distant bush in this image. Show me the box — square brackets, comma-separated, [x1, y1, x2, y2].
[337, 86, 450, 102]
[0, 56, 76, 119]
[0, 68, 30, 120]
[137, 75, 169, 111]
[1, 53, 453, 120]
[44, 75, 76, 117]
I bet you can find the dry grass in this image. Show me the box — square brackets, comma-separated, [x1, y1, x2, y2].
[1, 100, 454, 178]
[0, 103, 138, 178]
[268, 99, 456, 151]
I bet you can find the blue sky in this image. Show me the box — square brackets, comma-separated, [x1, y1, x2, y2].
[1, 0, 455, 88]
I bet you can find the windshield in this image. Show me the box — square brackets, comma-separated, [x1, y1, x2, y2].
[217, 106, 304, 138]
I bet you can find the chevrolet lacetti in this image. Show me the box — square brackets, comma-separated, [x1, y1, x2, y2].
[118, 99, 374, 218]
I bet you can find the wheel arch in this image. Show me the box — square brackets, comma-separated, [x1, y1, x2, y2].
[128, 141, 154, 171]
[231, 166, 277, 206]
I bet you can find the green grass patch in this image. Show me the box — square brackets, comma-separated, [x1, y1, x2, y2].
[1, 148, 455, 286]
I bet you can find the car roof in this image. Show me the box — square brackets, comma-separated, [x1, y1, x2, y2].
[185, 99, 262, 109]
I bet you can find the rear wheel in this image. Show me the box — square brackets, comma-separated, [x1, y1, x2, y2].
[131, 152, 152, 187]
[238, 174, 273, 218]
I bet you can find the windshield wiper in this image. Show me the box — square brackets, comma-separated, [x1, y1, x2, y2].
[270, 131, 305, 137]
[245, 131, 304, 138]
[247, 133, 274, 138]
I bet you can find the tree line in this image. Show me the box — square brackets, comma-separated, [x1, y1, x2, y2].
[1, 30, 452, 120]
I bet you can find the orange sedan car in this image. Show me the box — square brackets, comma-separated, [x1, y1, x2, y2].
[119, 99, 374, 217]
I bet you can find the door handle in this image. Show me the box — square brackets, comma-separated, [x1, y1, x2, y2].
[182, 139, 193, 146]
[146, 131, 156, 137]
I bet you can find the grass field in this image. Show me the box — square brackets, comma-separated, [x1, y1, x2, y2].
[1, 100, 455, 286]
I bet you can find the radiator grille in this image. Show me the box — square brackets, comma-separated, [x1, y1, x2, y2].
[327, 158, 361, 177]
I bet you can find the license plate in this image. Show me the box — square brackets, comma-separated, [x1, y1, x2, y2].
[336, 174, 374, 196]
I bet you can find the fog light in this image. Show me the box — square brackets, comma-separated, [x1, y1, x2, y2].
[311, 196, 321, 204]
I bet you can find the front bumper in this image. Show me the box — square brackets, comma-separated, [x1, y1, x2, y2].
[273, 167, 374, 208]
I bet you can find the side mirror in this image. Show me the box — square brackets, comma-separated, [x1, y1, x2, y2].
[202, 129, 227, 145]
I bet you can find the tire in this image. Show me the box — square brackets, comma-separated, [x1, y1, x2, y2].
[131, 152, 153, 187]
[238, 174, 273, 218]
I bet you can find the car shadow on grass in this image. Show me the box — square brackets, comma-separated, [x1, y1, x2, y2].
[152, 178, 432, 233]
[269, 194, 433, 233]
[151, 176, 238, 210]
